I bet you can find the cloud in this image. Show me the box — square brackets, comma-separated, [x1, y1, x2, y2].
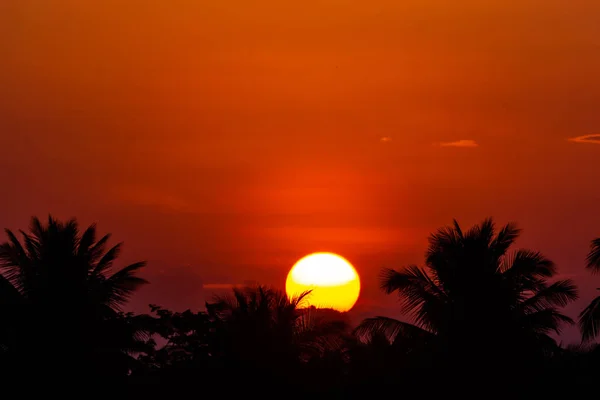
[436, 139, 479, 148]
[568, 134, 600, 145]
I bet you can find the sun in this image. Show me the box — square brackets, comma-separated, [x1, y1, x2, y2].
[286, 252, 360, 312]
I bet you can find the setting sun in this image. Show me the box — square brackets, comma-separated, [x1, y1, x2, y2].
[286, 252, 360, 312]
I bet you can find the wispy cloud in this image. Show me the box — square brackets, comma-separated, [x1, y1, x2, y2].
[568, 134, 600, 145]
[436, 139, 479, 148]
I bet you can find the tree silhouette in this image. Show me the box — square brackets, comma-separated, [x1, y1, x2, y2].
[0, 215, 149, 378]
[128, 305, 219, 388]
[0, 214, 594, 390]
[205, 285, 349, 391]
[207, 286, 309, 369]
[579, 237, 600, 341]
[356, 218, 578, 367]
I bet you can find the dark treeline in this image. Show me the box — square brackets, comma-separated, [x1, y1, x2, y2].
[1, 216, 599, 396]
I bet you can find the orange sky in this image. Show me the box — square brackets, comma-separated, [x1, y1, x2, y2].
[1, 0, 600, 341]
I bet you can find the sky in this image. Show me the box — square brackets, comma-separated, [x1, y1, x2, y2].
[1, 0, 600, 342]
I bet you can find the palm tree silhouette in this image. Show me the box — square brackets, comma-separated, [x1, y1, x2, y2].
[206, 285, 349, 390]
[356, 218, 578, 366]
[0, 215, 148, 377]
[579, 237, 600, 342]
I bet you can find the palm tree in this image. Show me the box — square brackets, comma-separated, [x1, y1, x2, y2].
[206, 286, 349, 390]
[0, 215, 148, 377]
[356, 218, 578, 367]
[579, 238, 600, 342]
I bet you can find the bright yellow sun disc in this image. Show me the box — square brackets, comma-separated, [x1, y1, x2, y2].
[285, 252, 360, 312]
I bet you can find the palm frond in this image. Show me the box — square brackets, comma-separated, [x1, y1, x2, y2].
[380, 266, 443, 296]
[300, 331, 349, 361]
[503, 249, 556, 281]
[286, 290, 312, 309]
[232, 287, 249, 312]
[354, 316, 433, 344]
[89, 234, 111, 264]
[92, 243, 122, 277]
[520, 280, 579, 313]
[521, 308, 573, 336]
[0, 231, 33, 293]
[29, 216, 45, 240]
[467, 217, 495, 247]
[452, 219, 464, 239]
[427, 225, 463, 255]
[77, 224, 97, 259]
[490, 222, 521, 260]
[380, 266, 445, 331]
[425, 221, 467, 285]
[19, 230, 39, 263]
[296, 310, 350, 357]
[97, 262, 148, 310]
[4, 230, 26, 257]
[0, 244, 22, 285]
[579, 294, 600, 342]
[586, 238, 600, 273]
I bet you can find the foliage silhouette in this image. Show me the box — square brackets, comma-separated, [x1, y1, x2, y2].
[128, 305, 219, 386]
[207, 286, 349, 381]
[587, 238, 600, 272]
[356, 218, 578, 367]
[579, 237, 600, 341]
[131, 286, 352, 394]
[1, 214, 599, 393]
[0, 215, 149, 378]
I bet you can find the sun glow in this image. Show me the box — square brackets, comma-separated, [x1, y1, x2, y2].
[285, 252, 360, 312]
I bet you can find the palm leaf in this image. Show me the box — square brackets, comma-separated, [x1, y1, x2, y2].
[490, 222, 521, 261]
[427, 225, 463, 256]
[0, 229, 35, 294]
[521, 308, 573, 336]
[354, 316, 433, 344]
[29, 216, 45, 240]
[425, 221, 468, 285]
[0, 243, 23, 289]
[232, 287, 249, 312]
[296, 309, 350, 358]
[380, 266, 445, 331]
[468, 217, 495, 247]
[579, 294, 600, 342]
[452, 219, 464, 239]
[92, 243, 122, 277]
[4, 230, 26, 258]
[586, 238, 600, 273]
[520, 280, 579, 313]
[502, 249, 556, 281]
[19, 230, 39, 262]
[96, 262, 148, 310]
[77, 224, 97, 260]
[88, 234, 111, 264]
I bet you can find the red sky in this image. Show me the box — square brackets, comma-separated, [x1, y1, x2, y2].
[1, 0, 600, 342]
